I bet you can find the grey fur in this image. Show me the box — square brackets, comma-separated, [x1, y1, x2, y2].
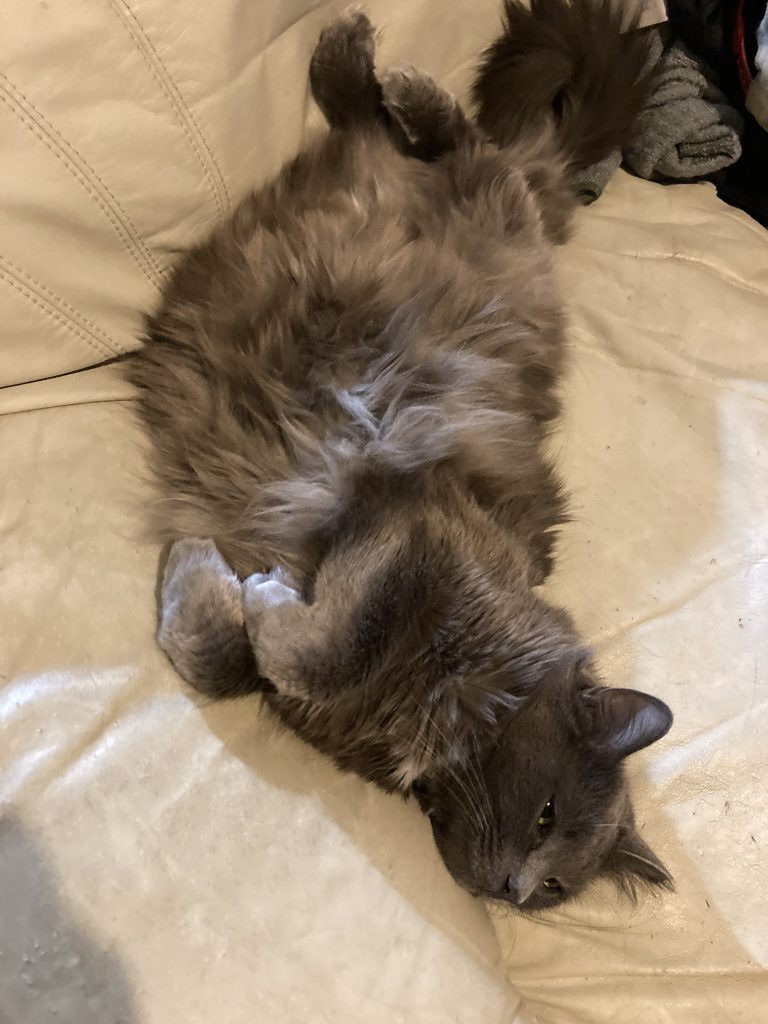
[128, 8, 673, 911]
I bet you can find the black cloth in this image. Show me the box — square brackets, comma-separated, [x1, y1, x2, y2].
[666, 0, 768, 227]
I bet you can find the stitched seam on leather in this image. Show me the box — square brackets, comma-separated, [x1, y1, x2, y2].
[0, 75, 165, 289]
[0, 255, 127, 357]
[0, 266, 119, 362]
[106, 0, 231, 218]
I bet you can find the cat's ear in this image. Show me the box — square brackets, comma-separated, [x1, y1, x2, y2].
[608, 825, 673, 893]
[577, 686, 673, 759]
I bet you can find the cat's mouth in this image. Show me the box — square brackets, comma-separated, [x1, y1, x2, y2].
[472, 890, 567, 914]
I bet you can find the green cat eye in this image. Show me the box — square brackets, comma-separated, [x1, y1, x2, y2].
[537, 797, 556, 831]
[542, 877, 562, 892]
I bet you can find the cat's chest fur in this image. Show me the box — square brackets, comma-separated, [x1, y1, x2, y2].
[130, 129, 568, 591]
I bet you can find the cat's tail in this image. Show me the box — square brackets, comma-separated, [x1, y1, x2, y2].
[472, 0, 657, 172]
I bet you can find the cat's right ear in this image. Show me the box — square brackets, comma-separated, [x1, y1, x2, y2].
[577, 686, 673, 760]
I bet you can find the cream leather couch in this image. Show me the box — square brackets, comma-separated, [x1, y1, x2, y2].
[1, 3, 767, 1023]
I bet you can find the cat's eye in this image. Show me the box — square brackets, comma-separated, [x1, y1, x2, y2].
[537, 796, 556, 833]
[542, 877, 562, 893]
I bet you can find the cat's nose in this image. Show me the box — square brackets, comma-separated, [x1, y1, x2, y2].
[503, 877, 521, 903]
[504, 871, 537, 905]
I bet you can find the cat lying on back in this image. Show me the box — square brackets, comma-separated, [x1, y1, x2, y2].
[127, 2, 672, 911]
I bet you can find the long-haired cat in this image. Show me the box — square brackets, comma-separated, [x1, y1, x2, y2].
[127, 2, 672, 911]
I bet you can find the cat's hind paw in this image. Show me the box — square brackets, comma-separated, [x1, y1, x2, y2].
[310, 7, 381, 128]
[380, 65, 475, 159]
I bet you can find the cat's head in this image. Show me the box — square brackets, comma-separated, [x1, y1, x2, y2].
[413, 664, 673, 910]
[245, 472, 673, 909]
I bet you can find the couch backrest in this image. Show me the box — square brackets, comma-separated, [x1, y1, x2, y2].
[0, 0, 503, 388]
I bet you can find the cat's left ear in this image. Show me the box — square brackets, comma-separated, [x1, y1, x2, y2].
[577, 686, 673, 759]
[609, 824, 673, 891]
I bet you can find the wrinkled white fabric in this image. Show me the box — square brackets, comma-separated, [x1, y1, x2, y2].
[1, 1, 767, 1022]
[0, 398, 524, 1024]
[492, 171, 768, 1023]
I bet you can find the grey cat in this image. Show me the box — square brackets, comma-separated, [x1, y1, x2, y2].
[127, 3, 672, 911]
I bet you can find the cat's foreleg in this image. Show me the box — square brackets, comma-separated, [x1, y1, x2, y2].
[158, 539, 272, 698]
[379, 63, 573, 242]
[159, 538, 355, 704]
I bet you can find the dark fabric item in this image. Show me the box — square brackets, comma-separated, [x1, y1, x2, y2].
[573, 150, 622, 204]
[576, 28, 743, 201]
[733, 0, 752, 94]
[667, 0, 768, 228]
[714, 115, 768, 224]
[666, 1, 729, 67]
[624, 36, 744, 180]
[664, 1, 762, 89]
[731, 0, 767, 93]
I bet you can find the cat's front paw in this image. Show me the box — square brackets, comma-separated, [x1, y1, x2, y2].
[160, 538, 240, 626]
[243, 567, 301, 618]
[242, 568, 307, 698]
[158, 538, 249, 695]
[162, 537, 233, 596]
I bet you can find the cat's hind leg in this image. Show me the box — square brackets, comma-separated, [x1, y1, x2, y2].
[379, 66, 480, 161]
[309, 8, 384, 129]
[381, 65, 573, 242]
[158, 539, 272, 699]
